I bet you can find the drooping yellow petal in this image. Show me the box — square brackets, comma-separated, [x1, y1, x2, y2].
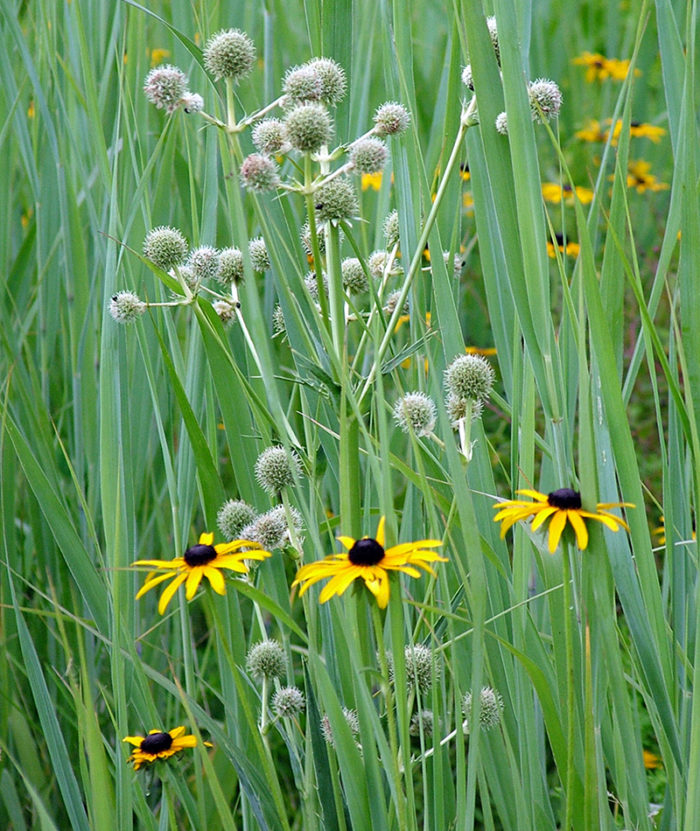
[171, 734, 197, 750]
[135, 570, 178, 599]
[213, 554, 250, 572]
[567, 509, 589, 550]
[202, 565, 226, 595]
[515, 489, 549, 502]
[157, 571, 188, 614]
[185, 567, 205, 600]
[530, 506, 558, 532]
[336, 536, 357, 551]
[133, 558, 184, 569]
[547, 509, 568, 553]
[122, 736, 145, 747]
[319, 565, 363, 603]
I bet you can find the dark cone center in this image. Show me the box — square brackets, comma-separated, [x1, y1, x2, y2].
[184, 543, 217, 567]
[348, 537, 385, 566]
[547, 488, 582, 510]
[141, 732, 173, 753]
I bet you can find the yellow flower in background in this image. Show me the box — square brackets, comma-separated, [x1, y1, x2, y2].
[610, 120, 666, 145]
[362, 171, 383, 191]
[643, 749, 662, 770]
[292, 516, 446, 608]
[624, 160, 669, 193]
[542, 183, 594, 205]
[572, 52, 641, 82]
[547, 234, 580, 259]
[123, 727, 209, 770]
[149, 47, 171, 67]
[133, 532, 271, 614]
[575, 119, 607, 142]
[493, 488, 633, 553]
[460, 163, 471, 181]
[466, 345, 497, 356]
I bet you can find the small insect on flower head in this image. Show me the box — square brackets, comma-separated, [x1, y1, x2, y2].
[109, 291, 146, 324]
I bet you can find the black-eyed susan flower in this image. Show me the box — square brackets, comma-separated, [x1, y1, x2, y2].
[493, 488, 633, 553]
[547, 233, 580, 259]
[575, 119, 608, 143]
[292, 516, 446, 608]
[362, 171, 384, 191]
[623, 160, 669, 193]
[542, 182, 594, 205]
[572, 52, 640, 82]
[123, 726, 210, 770]
[133, 532, 271, 614]
[609, 119, 666, 145]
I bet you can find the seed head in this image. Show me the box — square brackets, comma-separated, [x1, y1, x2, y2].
[383, 209, 400, 248]
[444, 353, 495, 404]
[462, 686, 504, 732]
[409, 709, 434, 737]
[486, 16, 500, 64]
[217, 247, 245, 285]
[143, 64, 188, 113]
[143, 226, 188, 270]
[495, 112, 509, 135]
[304, 271, 328, 300]
[369, 249, 398, 279]
[446, 393, 484, 426]
[373, 102, 411, 137]
[217, 499, 256, 540]
[350, 137, 387, 174]
[393, 392, 437, 437]
[181, 92, 204, 113]
[461, 64, 474, 91]
[252, 118, 289, 155]
[283, 64, 323, 104]
[109, 291, 146, 324]
[284, 103, 333, 154]
[341, 257, 368, 294]
[306, 57, 347, 105]
[246, 640, 286, 680]
[384, 290, 408, 317]
[248, 506, 288, 549]
[188, 246, 220, 282]
[405, 644, 438, 693]
[272, 303, 286, 336]
[528, 78, 563, 123]
[255, 445, 301, 494]
[272, 686, 306, 718]
[321, 708, 359, 746]
[241, 153, 280, 192]
[314, 178, 359, 224]
[300, 220, 326, 256]
[213, 300, 237, 326]
[248, 237, 270, 272]
[203, 29, 256, 81]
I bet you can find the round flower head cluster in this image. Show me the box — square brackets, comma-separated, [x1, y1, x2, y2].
[495, 112, 509, 135]
[368, 249, 397, 279]
[283, 64, 323, 104]
[285, 103, 333, 154]
[217, 498, 256, 540]
[203, 29, 256, 81]
[528, 78, 563, 123]
[246, 640, 286, 680]
[446, 393, 483, 426]
[314, 178, 359, 224]
[248, 237, 270, 272]
[321, 707, 359, 746]
[255, 445, 301, 494]
[462, 686, 504, 733]
[241, 153, 280, 192]
[307, 57, 347, 105]
[143, 226, 188, 270]
[409, 709, 434, 737]
[350, 137, 387, 174]
[217, 247, 245, 285]
[252, 118, 289, 155]
[393, 644, 439, 694]
[383, 209, 400, 248]
[272, 686, 306, 718]
[143, 64, 188, 113]
[341, 257, 368, 295]
[272, 304, 286, 337]
[300, 220, 326, 256]
[461, 64, 474, 91]
[373, 102, 411, 137]
[246, 506, 297, 550]
[384, 290, 409, 316]
[393, 392, 437, 438]
[109, 291, 146, 324]
[213, 300, 237, 326]
[444, 353, 495, 405]
[304, 271, 328, 300]
[181, 92, 204, 113]
[486, 16, 500, 64]
[188, 245, 220, 283]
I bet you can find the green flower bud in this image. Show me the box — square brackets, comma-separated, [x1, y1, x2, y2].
[272, 686, 306, 718]
[444, 353, 495, 404]
[350, 137, 387, 174]
[143, 226, 188, 270]
[341, 257, 368, 294]
[241, 153, 280, 192]
[217, 499, 256, 540]
[383, 209, 400, 248]
[285, 103, 333, 154]
[252, 118, 289, 155]
[248, 237, 270, 272]
[255, 445, 301, 494]
[462, 686, 504, 733]
[217, 247, 245, 285]
[246, 640, 286, 680]
[373, 102, 411, 137]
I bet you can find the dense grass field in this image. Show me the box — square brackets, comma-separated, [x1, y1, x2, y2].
[1, 0, 699, 828]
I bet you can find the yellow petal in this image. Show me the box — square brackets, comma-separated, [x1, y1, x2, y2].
[135, 571, 177, 599]
[375, 516, 386, 547]
[158, 571, 188, 614]
[185, 567, 205, 600]
[199, 532, 215, 545]
[530, 506, 558, 532]
[567, 510, 589, 550]
[132, 558, 183, 569]
[203, 565, 226, 595]
[547, 510, 568, 553]
[169, 726, 186, 738]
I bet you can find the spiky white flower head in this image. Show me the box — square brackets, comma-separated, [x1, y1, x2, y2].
[255, 445, 301, 494]
[528, 78, 563, 123]
[383, 209, 400, 248]
[203, 29, 256, 81]
[285, 103, 333, 154]
[143, 226, 188, 270]
[188, 246, 220, 283]
[350, 137, 387, 174]
[462, 686, 504, 733]
[304, 271, 328, 301]
[248, 507, 288, 549]
[217, 498, 256, 540]
[217, 247, 245, 285]
[368, 249, 397, 279]
[321, 708, 360, 745]
[444, 251, 464, 277]
[486, 16, 500, 63]
[241, 153, 280, 192]
[272, 686, 306, 718]
[283, 64, 323, 104]
[409, 709, 434, 737]
[252, 118, 289, 155]
[246, 640, 286, 680]
[341, 257, 368, 295]
[393, 392, 437, 437]
[300, 220, 326, 256]
[143, 64, 188, 113]
[272, 304, 286, 336]
[461, 64, 474, 91]
[177, 264, 198, 289]
[384, 290, 408, 316]
[314, 178, 359, 224]
[109, 291, 146, 324]
[181, 92, 204, 113]
[306, 57, 347, 105]
[248, 237, 270, 272]
[495, 111, 509, 135]
[446, 393, 484, 426]
[373, 101, 411, 137]
[444, 353, 495, 404]
[386, 644, 439, 693]
[213, 300, 237, 326]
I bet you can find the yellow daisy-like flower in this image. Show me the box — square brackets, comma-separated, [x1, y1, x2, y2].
[622, 160, 669, 193]
[292, 516, 446, 608]
[493, 488, 633, 554]
[609, 119, 666, 145]
[575, 119, 608, 142]
[547, 234, 580, 259]
[123, 726, 209, 771]
[541, 182, 594, 205]
[572, 52, 640, 82]
[133, 532, 271, 614]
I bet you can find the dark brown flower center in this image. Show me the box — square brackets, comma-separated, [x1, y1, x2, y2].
[348, 537, 385, 566]
[184, 543, 217, 567]
[140, 732, 173, 753]
[547, 488, 582, 510]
